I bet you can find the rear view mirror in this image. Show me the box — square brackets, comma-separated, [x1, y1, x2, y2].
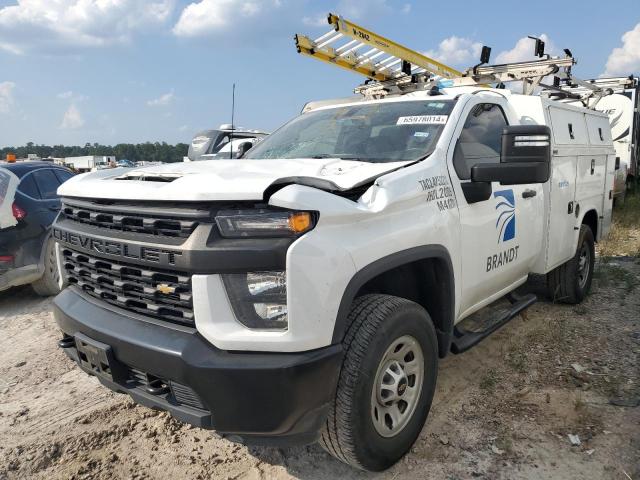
[471, 125, 551, 185]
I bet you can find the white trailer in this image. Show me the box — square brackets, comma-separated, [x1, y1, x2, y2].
[63, 156, 115, 172]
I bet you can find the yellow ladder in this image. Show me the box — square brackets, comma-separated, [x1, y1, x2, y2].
[295, 13, 461, 82]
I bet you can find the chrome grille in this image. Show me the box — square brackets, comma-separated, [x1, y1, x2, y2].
[62, 248, 194, 325]
[61, 202, 201, 238]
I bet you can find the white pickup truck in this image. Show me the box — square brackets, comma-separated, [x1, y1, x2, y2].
[51, 85, 614, 471]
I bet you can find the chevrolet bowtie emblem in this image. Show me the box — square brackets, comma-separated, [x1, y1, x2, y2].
[156, 284, 176, 295]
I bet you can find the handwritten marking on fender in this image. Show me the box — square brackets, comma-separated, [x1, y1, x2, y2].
[419, 176, 456, 212]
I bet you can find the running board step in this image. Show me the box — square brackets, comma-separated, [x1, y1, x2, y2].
[450, 293, 537, 354]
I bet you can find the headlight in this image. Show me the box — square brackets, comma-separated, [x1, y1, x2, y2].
[222, 271, 288, 330]
[215, 210, 315, 238]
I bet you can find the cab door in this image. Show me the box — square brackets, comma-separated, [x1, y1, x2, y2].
[447, 100, 543, 318]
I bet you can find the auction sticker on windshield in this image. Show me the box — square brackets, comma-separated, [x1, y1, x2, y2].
[396, 115, 448, 125]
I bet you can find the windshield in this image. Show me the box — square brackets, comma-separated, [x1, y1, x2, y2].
[245, 100, 454, 163]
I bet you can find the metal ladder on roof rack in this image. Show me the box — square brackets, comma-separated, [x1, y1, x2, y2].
[294, 13, 461, 84]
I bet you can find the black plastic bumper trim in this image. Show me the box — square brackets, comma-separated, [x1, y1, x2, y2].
[53, 288, 343, 445]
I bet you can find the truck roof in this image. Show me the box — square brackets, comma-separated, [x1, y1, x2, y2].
[305, 86, 610, 119]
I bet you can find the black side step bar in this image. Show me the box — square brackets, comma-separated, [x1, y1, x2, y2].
[451, 293, 537, 354]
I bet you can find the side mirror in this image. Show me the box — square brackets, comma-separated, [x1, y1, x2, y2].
[236, 141, 253, 159]
[471, 125, 551, 185]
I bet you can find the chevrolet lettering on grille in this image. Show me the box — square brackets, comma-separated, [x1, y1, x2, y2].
[53, 228, 182, 266]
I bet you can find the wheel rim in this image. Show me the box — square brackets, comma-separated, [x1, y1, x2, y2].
[577, 240, 591, 290]
[370, 335, 424, 438]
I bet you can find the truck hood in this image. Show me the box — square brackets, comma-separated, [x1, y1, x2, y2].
[57, 158, 411, 201]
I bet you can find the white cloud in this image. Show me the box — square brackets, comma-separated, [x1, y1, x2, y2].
[603, 23, 640, 76]
[333, 0, 395, 20]
[147, 92, 175, 107]
[495, 34, 555, 63]
[174, 0, 409, 38]
[173, 0, 270, 37]
[0, 0, 175, 55]
[60, 104, 84, 129]
[57, 91, 88, 102]
[425, 36, 482, 67]
[302, 15, 327, 27]
[0, 81, 16, 114]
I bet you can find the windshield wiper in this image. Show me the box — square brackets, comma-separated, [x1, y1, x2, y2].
[310, 154, 376, 162]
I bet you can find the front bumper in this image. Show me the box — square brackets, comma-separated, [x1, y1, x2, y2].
[53, 287, 342, 446]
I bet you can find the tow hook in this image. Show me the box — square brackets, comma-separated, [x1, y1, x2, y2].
[145, 378, 170, 396]
[58, 335, 75, 349]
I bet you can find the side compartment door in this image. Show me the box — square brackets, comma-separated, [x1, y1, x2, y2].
[546, 106, 580, 270]
[586, 114, 614, 239]
[602, 154, 615, 236]
[447, 101, 543, 316]
[576, 115, 607, 240]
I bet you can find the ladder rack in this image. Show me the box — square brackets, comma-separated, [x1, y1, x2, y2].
[295, 13, 461, 83]
[294, 13, 614, 109]
[541, 76, 638, 107]
[453, 56, 576, 95]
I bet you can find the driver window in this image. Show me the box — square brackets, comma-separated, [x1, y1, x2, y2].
[453, 103, 508, 180]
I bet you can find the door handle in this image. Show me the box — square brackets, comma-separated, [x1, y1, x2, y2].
[522, 189, 537, 199]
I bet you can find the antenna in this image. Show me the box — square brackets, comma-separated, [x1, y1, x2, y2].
[230, 83, 236, 159]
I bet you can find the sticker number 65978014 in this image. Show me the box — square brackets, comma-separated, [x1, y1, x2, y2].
[397, 115, 448, 125]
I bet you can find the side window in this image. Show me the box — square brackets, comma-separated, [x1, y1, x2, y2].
[453, 103, 508, 180]
[18, 174, 41, 199]
[54, 169, 74, 184]
[31, 169, 61, 200]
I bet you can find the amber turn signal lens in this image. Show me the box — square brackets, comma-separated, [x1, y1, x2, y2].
[288, 212, 312, 233]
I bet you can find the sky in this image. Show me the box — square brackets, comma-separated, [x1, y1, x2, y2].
[0, 0, 639, 147]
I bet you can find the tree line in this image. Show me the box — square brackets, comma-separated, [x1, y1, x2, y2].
[1, 142, 189, 164]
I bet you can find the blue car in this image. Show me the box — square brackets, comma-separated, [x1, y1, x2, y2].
[0, 161, 74, 295]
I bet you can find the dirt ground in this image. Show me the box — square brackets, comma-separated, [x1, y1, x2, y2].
[1, 202, 639, 479]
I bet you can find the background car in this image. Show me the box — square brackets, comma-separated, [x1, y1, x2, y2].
[186, 124, 268, 161]
[116, 159, 135, 168]
[0, 161, 74, 295]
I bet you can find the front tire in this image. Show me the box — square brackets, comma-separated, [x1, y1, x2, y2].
[547, 225, 595, 304]
[319, 294, 438, 471]
[32, 236, 61, 297]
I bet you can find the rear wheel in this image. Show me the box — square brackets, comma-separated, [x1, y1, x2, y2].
[547, 225, 595, 304]
[319, 294, 438, 471]
[32, 236, 61, 297]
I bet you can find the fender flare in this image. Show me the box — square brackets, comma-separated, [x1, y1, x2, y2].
[575, 205, 600, 243]
[331, 245, 456, 356]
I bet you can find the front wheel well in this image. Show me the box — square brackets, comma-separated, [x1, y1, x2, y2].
[350, 256, 454, 358]
[581, 209, 598, 241]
